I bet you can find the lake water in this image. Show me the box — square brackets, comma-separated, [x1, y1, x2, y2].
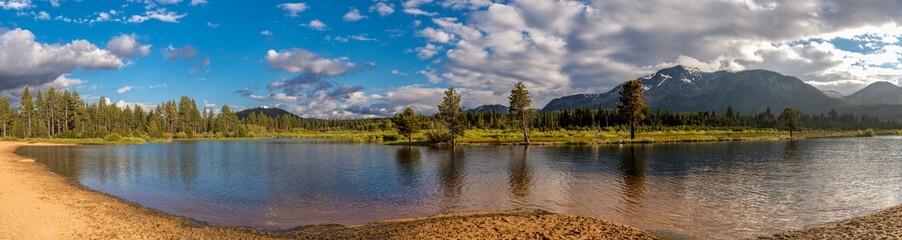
[15, 137, 902, 239]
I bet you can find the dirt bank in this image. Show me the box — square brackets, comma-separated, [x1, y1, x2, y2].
[0, 142, 660, 239]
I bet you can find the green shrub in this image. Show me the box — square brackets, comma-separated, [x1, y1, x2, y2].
[382, 134, 400, 142]
[862, 129, 876, 137]
[104, 133, 122, 142]
[175, 132, 189, 139]
[425, 131, 453, 143]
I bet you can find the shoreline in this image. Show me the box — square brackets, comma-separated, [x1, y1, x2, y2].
[0, 141, 658, 239]
[11, 128, 894, 146]
[3, 141, 901, 239]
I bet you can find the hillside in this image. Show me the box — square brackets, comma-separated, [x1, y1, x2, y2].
[236, 107, 300, 120]
[541, 66, 841, 114]
[842, 81, 902, 106]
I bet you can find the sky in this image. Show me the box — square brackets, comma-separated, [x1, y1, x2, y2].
[1, 0, 902, 119]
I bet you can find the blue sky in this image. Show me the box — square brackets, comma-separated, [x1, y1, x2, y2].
[2, 0, 902, 118]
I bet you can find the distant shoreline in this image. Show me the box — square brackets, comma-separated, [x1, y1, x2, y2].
[9, 128, 894, 146]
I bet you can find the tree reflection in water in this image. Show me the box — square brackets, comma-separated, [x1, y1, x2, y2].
[508, 146, 532, 201]
[619, 145, 648, 210]
[436, 146, 465, 211]
[394, 146, 422, 186]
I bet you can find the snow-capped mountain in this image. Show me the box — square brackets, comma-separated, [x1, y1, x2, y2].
[541, 65, 842, 114]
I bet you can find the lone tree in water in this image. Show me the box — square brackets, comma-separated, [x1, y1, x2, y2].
[438, 87, 466, 144]
[617, 80, 647, 140]
[393, 107, 421, 142]
[779, 107, 801, 138]
[508, 82, 535, 144]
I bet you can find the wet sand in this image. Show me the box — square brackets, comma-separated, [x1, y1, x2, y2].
[0, 142, 659, 239]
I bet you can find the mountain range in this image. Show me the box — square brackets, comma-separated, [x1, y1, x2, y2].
[236, 107, 300, 119]
[541, 66, 902, 119]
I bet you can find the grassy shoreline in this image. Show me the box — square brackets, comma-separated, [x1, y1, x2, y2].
[6, 128, 899, 146]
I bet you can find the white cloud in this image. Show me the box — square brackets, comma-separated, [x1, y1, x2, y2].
[144, 8, 187, 23]
[264, 48, 355, 75]
[343, 8, 366, 22]
[156, 0, 182, 4]
[403, 8, 437, 16]
[396, 0, 902, 107]
[439, 0, 492, 10]
[277, 2, 307, 17]
[414, 43, 442, 59]
[304, 19, 327, 31]
[107, 34, 151, 59]
[417, 27, 452, 43]
[0, 0, 33, 10]
[369, 2, 394, 16]
[34, 11, 49, 20]
[189, 0, 208, 6]
[117, 86, 132, 94]
[113, 100, 156, 110]
[127, 15, 149, 23]
[260, 30, 273, 36]
[206, 22, 219, 28]
[0, 28, 124, 91]
[349, 34, 378, 42]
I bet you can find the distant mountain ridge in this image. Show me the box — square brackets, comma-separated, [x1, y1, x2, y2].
[236, 107, 300, 120]
[467, 104, 509, 113]
[842, 81, 902, 105]
[541, 66, 842, 114]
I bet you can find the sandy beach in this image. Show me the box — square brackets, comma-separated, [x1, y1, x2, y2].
[0, 141, 659, 239]
[760, 204, 902, 239]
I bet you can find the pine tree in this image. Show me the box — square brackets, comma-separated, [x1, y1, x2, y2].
[780, 107, 801, 138]
[393, 107, 420, 142]
[0, 97, 14, 137]
[508, 82, 535, 144]
[20, 87, 35, 138]
[437, 87, 466, 144]
[617, 80, 647, 139]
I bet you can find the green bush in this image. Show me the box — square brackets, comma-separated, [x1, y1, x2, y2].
[175, 132, 189, 139]
[425, 131, 453, 143]
[862, 129, 876, 137]
[382, 134, 400, 142]
[104, 133, 122, 142]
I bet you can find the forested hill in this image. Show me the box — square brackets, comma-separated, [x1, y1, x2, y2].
[236, 107, 299, 120]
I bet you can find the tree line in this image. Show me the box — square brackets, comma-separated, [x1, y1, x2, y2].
[0, 87, 244, 139]
[0, 81, 897, 142]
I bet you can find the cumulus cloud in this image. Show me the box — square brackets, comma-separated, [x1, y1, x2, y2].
[260, 30, 273, 36]
[343, 8, 366, 22]
[400, 0, 902, 107]
[189, 0, 208, 6]
[0, 28, 124, 91]
[278, 2, 308, 17]
[107, 34, 151, 59]
[238, 48, 374, 118]
[304, 19, 327, 31]
[369, 2, 395, 16]
[0, 0, 33, 10]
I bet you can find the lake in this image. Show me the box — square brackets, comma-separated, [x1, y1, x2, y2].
[15, 137, 902, 239]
